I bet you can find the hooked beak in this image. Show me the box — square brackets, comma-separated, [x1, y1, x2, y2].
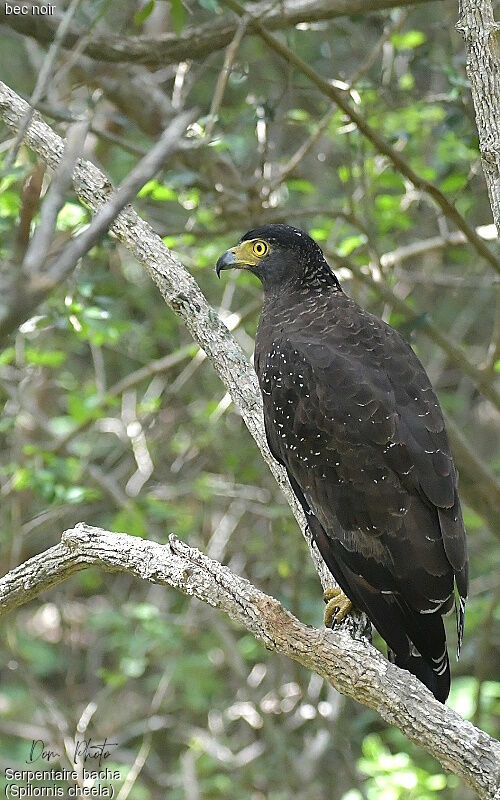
[215, 248, 238, 278]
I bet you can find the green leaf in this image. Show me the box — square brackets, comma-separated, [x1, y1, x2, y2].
[286, 108, 310, 123]
[0, 347, 15, 365]
[134, 0, 155, 26]
[112, 506, 147, 537]
[197, 0, 220, 11]
[64, 486, 90, 504]
[0, 189, 21, 218]
[440, 173, 468, 192]
[425, 774, 447, 791]
[338, 165, 350, 183]
[128, 603, 160, 621]
[398, 73, 414, 90]
[138, 179, 176, 201]
[448, 677, 478, 720]
[83, 306, 110, 320]
[391, 30, 426, 50]
[277, 559, 291, 578]
[120, 656, 147, 678]
[170, 0, 186, 35]
[338, 234, 367, 256]
[375, 170, 406, 191]
[308, 227, 329, 241]
[97, 668, 128, 689]
[25, 347, 66, 367]
[0, 167, 24, 193]
[17, 636, 64, 678]
[67, 394, 96, 423]
[57, 202, 87, 230]
[12, 467, 32, 490]
[463, 508, 484, 530]
[286, 178, 315, 194]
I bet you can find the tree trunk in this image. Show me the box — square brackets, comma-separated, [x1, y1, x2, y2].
[457, 0, 500, 235]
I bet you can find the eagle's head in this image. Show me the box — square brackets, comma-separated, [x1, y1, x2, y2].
[216, 224, 341, 292]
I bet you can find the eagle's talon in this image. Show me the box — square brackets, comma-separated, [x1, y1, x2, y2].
[323, 587, 352, 627]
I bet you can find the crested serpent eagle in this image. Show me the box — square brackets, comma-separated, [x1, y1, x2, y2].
[216, 224, 468, 702]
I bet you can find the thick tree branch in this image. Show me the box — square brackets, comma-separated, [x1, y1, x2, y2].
[0, 0, 440, 66]
[457, 0, 500, 235]
[0, 524, 498, 799]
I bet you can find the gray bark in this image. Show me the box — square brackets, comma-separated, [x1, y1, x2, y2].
[457, 0, 500, 234]
[0, 524, 498, 799]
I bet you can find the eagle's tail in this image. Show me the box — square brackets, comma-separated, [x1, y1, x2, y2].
[337, 560, 451, 702]
[287, 472, 452, 702]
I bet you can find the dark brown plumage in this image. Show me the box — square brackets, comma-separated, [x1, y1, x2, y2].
[216, 224, 468, 702]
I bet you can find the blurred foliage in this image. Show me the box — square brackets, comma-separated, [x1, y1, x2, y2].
[0, 0, 498, 798]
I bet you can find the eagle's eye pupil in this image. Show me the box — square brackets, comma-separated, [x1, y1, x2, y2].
[253, 241, 268, 257]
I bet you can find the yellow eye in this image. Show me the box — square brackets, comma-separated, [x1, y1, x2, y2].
[252, 240, 269, 257]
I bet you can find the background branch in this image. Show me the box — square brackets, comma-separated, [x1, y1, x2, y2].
[223, 0, 500, 274]
[0, 108, 193, 340]
[0, 0, 440, 67]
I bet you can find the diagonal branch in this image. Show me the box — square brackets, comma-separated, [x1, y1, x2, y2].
[0, 523, 498, 799]
[0, 77, 330, 591]
[0, 106, 193, 341]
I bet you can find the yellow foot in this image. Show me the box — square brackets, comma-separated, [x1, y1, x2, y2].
[323, 587, 352, 627]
